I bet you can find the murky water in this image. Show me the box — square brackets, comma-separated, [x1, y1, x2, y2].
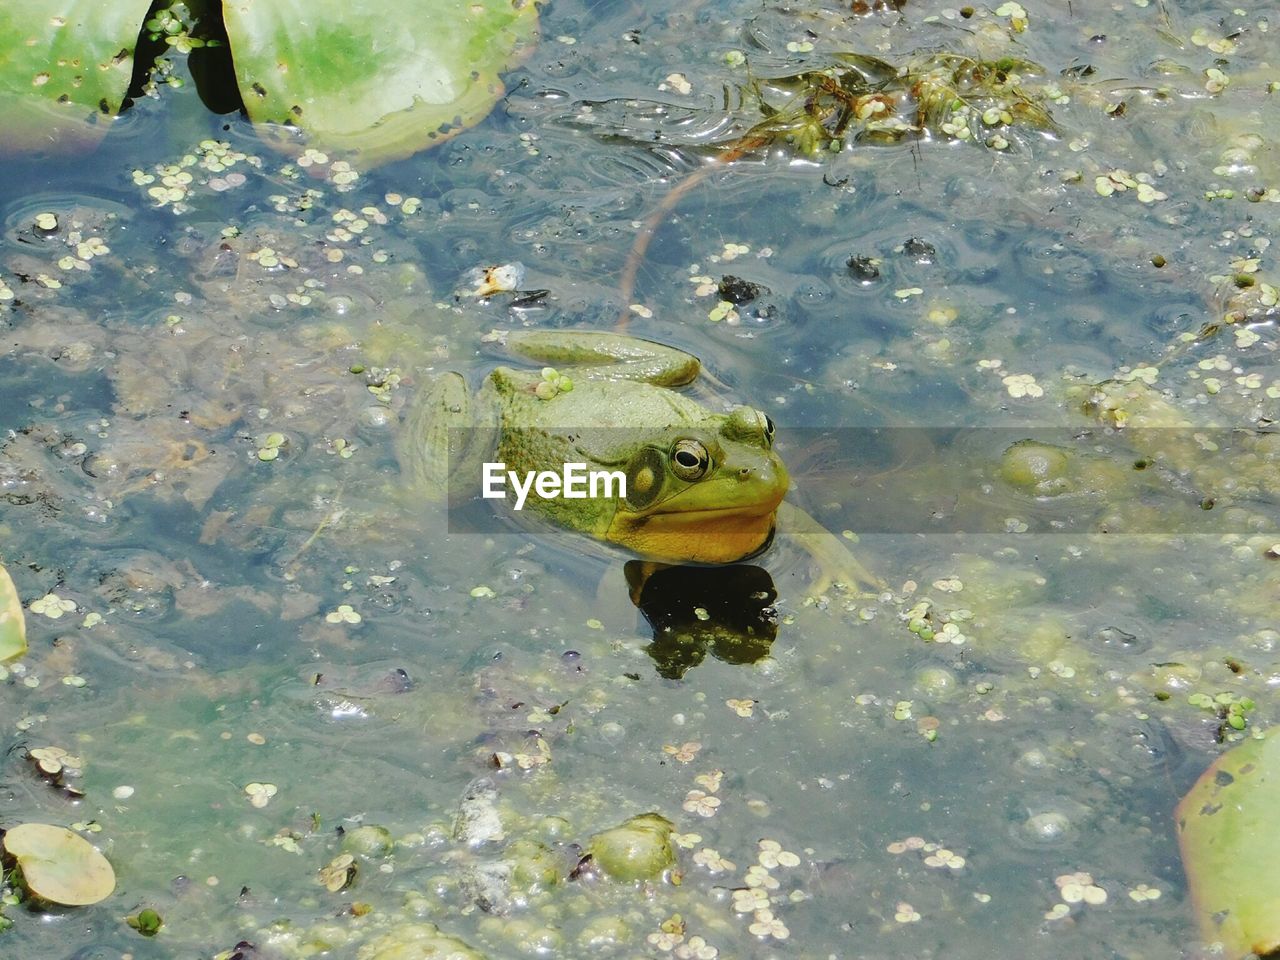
[2, 0, 1279, 957]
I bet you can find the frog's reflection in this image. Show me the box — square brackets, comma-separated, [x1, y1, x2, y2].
[624, 561, 778, 679]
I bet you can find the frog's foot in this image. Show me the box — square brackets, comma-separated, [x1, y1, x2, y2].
[505, 331, 700, 387]
[806, 565, 884, 602]
[776, 502, 886, 600]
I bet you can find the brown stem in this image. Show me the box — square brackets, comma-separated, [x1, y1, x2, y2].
[615, 135, 770, 330]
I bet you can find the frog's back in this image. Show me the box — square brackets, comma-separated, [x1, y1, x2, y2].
[486, 367, 711, 432]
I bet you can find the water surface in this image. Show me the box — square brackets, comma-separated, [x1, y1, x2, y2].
[2, 0, 1278, 957]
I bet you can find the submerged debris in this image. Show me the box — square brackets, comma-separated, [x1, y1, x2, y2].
[571, 49, 1060, 158]
[464, 262, 527, 299]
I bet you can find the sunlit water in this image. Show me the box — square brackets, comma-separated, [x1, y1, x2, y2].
[2, 0, 1279, 957]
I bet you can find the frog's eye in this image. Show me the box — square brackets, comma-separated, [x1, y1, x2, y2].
[764, 415, 775, 443]
[671, 439, 711, 481]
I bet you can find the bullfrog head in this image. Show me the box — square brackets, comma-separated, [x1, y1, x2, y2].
[402, 332, 788, 564]
[601, 406, 788, 564]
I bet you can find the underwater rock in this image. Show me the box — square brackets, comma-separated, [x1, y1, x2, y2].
[454, 778, 504, 846]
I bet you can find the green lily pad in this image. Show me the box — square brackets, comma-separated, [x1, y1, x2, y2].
[1176, 728, 1280, 958]
[222, 0, 540, 166]
[0, 1, 150, 152]
[0, 562, 26, 661]
[3, 822, 116, 906]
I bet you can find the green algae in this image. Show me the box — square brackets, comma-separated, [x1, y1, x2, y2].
[357, 922, 488, 960]
[573, 47, 1062, 158]
[587, 812, 677, 882]
[341, 824, 394, 858]
[998, 439, 1071, 491]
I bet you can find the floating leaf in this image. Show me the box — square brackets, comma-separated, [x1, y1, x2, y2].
[222, 0, 540, 166]
[0, 562, 26, 661]
[3, 822, 116, 906]
[0, 1, 151, 152]
[125, 907, 163, 935]
[1176, 728, 1280, 958]
[29, 746, 83, 778]
[318, 852, 357, 892]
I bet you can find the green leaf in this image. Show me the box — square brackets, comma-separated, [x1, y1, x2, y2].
[222, 0, 540, 166]
[3, 823, 116, 906]
[1176, 728, 1280, 958]
[0, 1, 151, 152]
[126, 907, 164, 935]
[0, 562, 26, 662]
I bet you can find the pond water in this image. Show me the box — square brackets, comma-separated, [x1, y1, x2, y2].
[2, 0, 1279, 957]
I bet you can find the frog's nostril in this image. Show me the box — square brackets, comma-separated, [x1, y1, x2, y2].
[739, 467, 751, 480]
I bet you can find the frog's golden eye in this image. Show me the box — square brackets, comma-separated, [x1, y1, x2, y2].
[764, 415, 775, 443]
[671, 439, 711, 481]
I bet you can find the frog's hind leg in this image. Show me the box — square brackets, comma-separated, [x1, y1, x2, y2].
[505, 331, 700, 386]
[399, 372, 473, 497]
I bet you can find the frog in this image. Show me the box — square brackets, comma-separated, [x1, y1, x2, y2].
[398, 330, 880, 590]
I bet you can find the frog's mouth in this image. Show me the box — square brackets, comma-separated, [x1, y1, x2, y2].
[647, 502, 780, 522]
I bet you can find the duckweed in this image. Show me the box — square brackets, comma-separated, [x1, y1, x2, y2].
[325, 604, 362, 624]
[244, 782, 278, 808]
[29, 593, 77, 619]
